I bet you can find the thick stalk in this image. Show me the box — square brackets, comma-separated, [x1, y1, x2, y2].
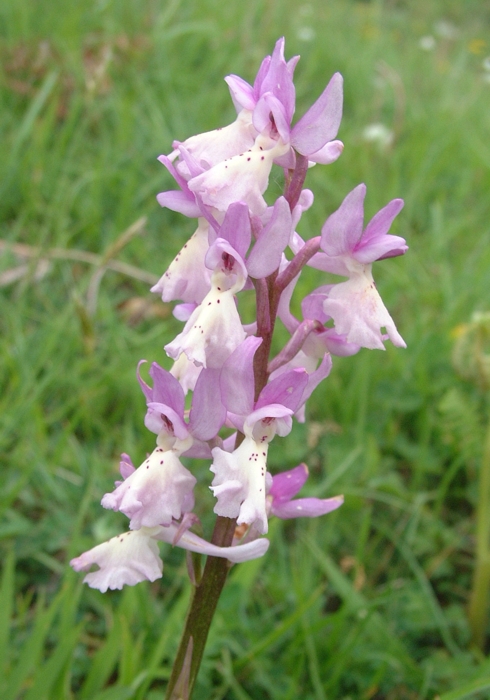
[164, 515, 237, 699]
[165, 149, 311, 698]
[468, 416, 490, 649]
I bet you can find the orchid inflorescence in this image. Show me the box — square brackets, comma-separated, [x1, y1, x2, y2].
[71, 38, 407, 594]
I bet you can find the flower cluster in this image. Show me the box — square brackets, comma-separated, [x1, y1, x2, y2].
[71, 38, 407, 592]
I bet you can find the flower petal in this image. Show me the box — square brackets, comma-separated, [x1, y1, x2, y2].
[291, 73, 343, 156]
[101, 447, 196, 529]
[320, 184, 366, 256]
[70, 528, 163, 592]
[272, 495, 344, 519]
[322, 269, 406, 350]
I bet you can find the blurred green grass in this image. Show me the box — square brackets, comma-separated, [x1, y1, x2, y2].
[1, 0, 490, 697]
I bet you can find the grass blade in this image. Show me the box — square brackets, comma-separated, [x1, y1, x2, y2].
[0, 550, 15, 673]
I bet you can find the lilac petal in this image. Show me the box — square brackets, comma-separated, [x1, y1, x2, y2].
[156, 522, 270, 562]
[149, 363, 185, 416]
[172, 512, 200, 546]
[318, 328, 361, 357]
[299, 353, 332, 406]
[320, 184, 366, 256]
[246, 197, 292, 278]
[305, 250, 350, 276]
[157, 154, 189, 190]
[354, 234, 408, 264]
[204, 238, 248, 285]
[222, 433, 237, 452]
[145, 402, 188, 439]
[274, 147, 296, 169]
[291, 73, 343, 156]
[157, 154, 201, 217]
[256, 368, 308, 412]
[156, 190, 201, 218]
[225, 74, 256, 111]
[253, 55, 272, 100]
[182, 439, 213, 459]
[220, 336, 262, 415]
[353, 199, 406, 263]
[253, 93, 290, 143]
[291, 189, 314, 231]
[218, 202, 251, 259]
[189, 367, 227, 440]
[308, 140, 344, 165]
[287, 54, 301, 81]
[301, 290, 330, 325]
[120, 453, 135, 471]
[119, 453, 135, 480]
[245, 404, 293, 438]
[137, 360, 153, 402]
[269, 463, 309, 502]
[176, 146, 207, 180]
[173, 303, 196, 322]
[272, 495, 344, 519]
[259, 38, 296, 123]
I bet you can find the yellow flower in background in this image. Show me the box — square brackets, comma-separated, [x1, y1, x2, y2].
[468, 38, 487, 55]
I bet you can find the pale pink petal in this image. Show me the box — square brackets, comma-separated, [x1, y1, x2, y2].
[210, 438, 272, 534]
[322, 269, 406, 350]
[156, 522, 270, 562]
[151, 219, 211, 304]
[70, 528, 163, 592]
[188, 136, 289, 215]
[101, 446, 196, 529]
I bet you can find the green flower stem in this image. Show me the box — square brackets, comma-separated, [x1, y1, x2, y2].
[468, 416, 490, 649]
[164, 514, 237, 700]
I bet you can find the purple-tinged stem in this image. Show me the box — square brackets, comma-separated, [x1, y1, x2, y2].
[275, 236, 321, 294]
[284, 153, 309, 210]
[268, 319, 324, 374]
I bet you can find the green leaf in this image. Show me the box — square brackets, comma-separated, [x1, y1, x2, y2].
[79, 615, 122, 699]
[437, 677, 490, 700]
[0, 550, 14, 673]
[23, 624, 83, 700]
[3, 589, 63, 700]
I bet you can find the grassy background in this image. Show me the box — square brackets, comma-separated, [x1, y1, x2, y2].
[1, 0, 490, 698]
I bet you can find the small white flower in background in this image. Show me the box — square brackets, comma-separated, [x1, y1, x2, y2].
[419, 36, 436, 51]
[362, 123, 394, 150]
[297, 27, 315, 42]
[434, 20, 459, 40]
[482, 57, 490, 84]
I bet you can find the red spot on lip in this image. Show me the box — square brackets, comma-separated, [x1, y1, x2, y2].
[221, 251, 235, 272]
